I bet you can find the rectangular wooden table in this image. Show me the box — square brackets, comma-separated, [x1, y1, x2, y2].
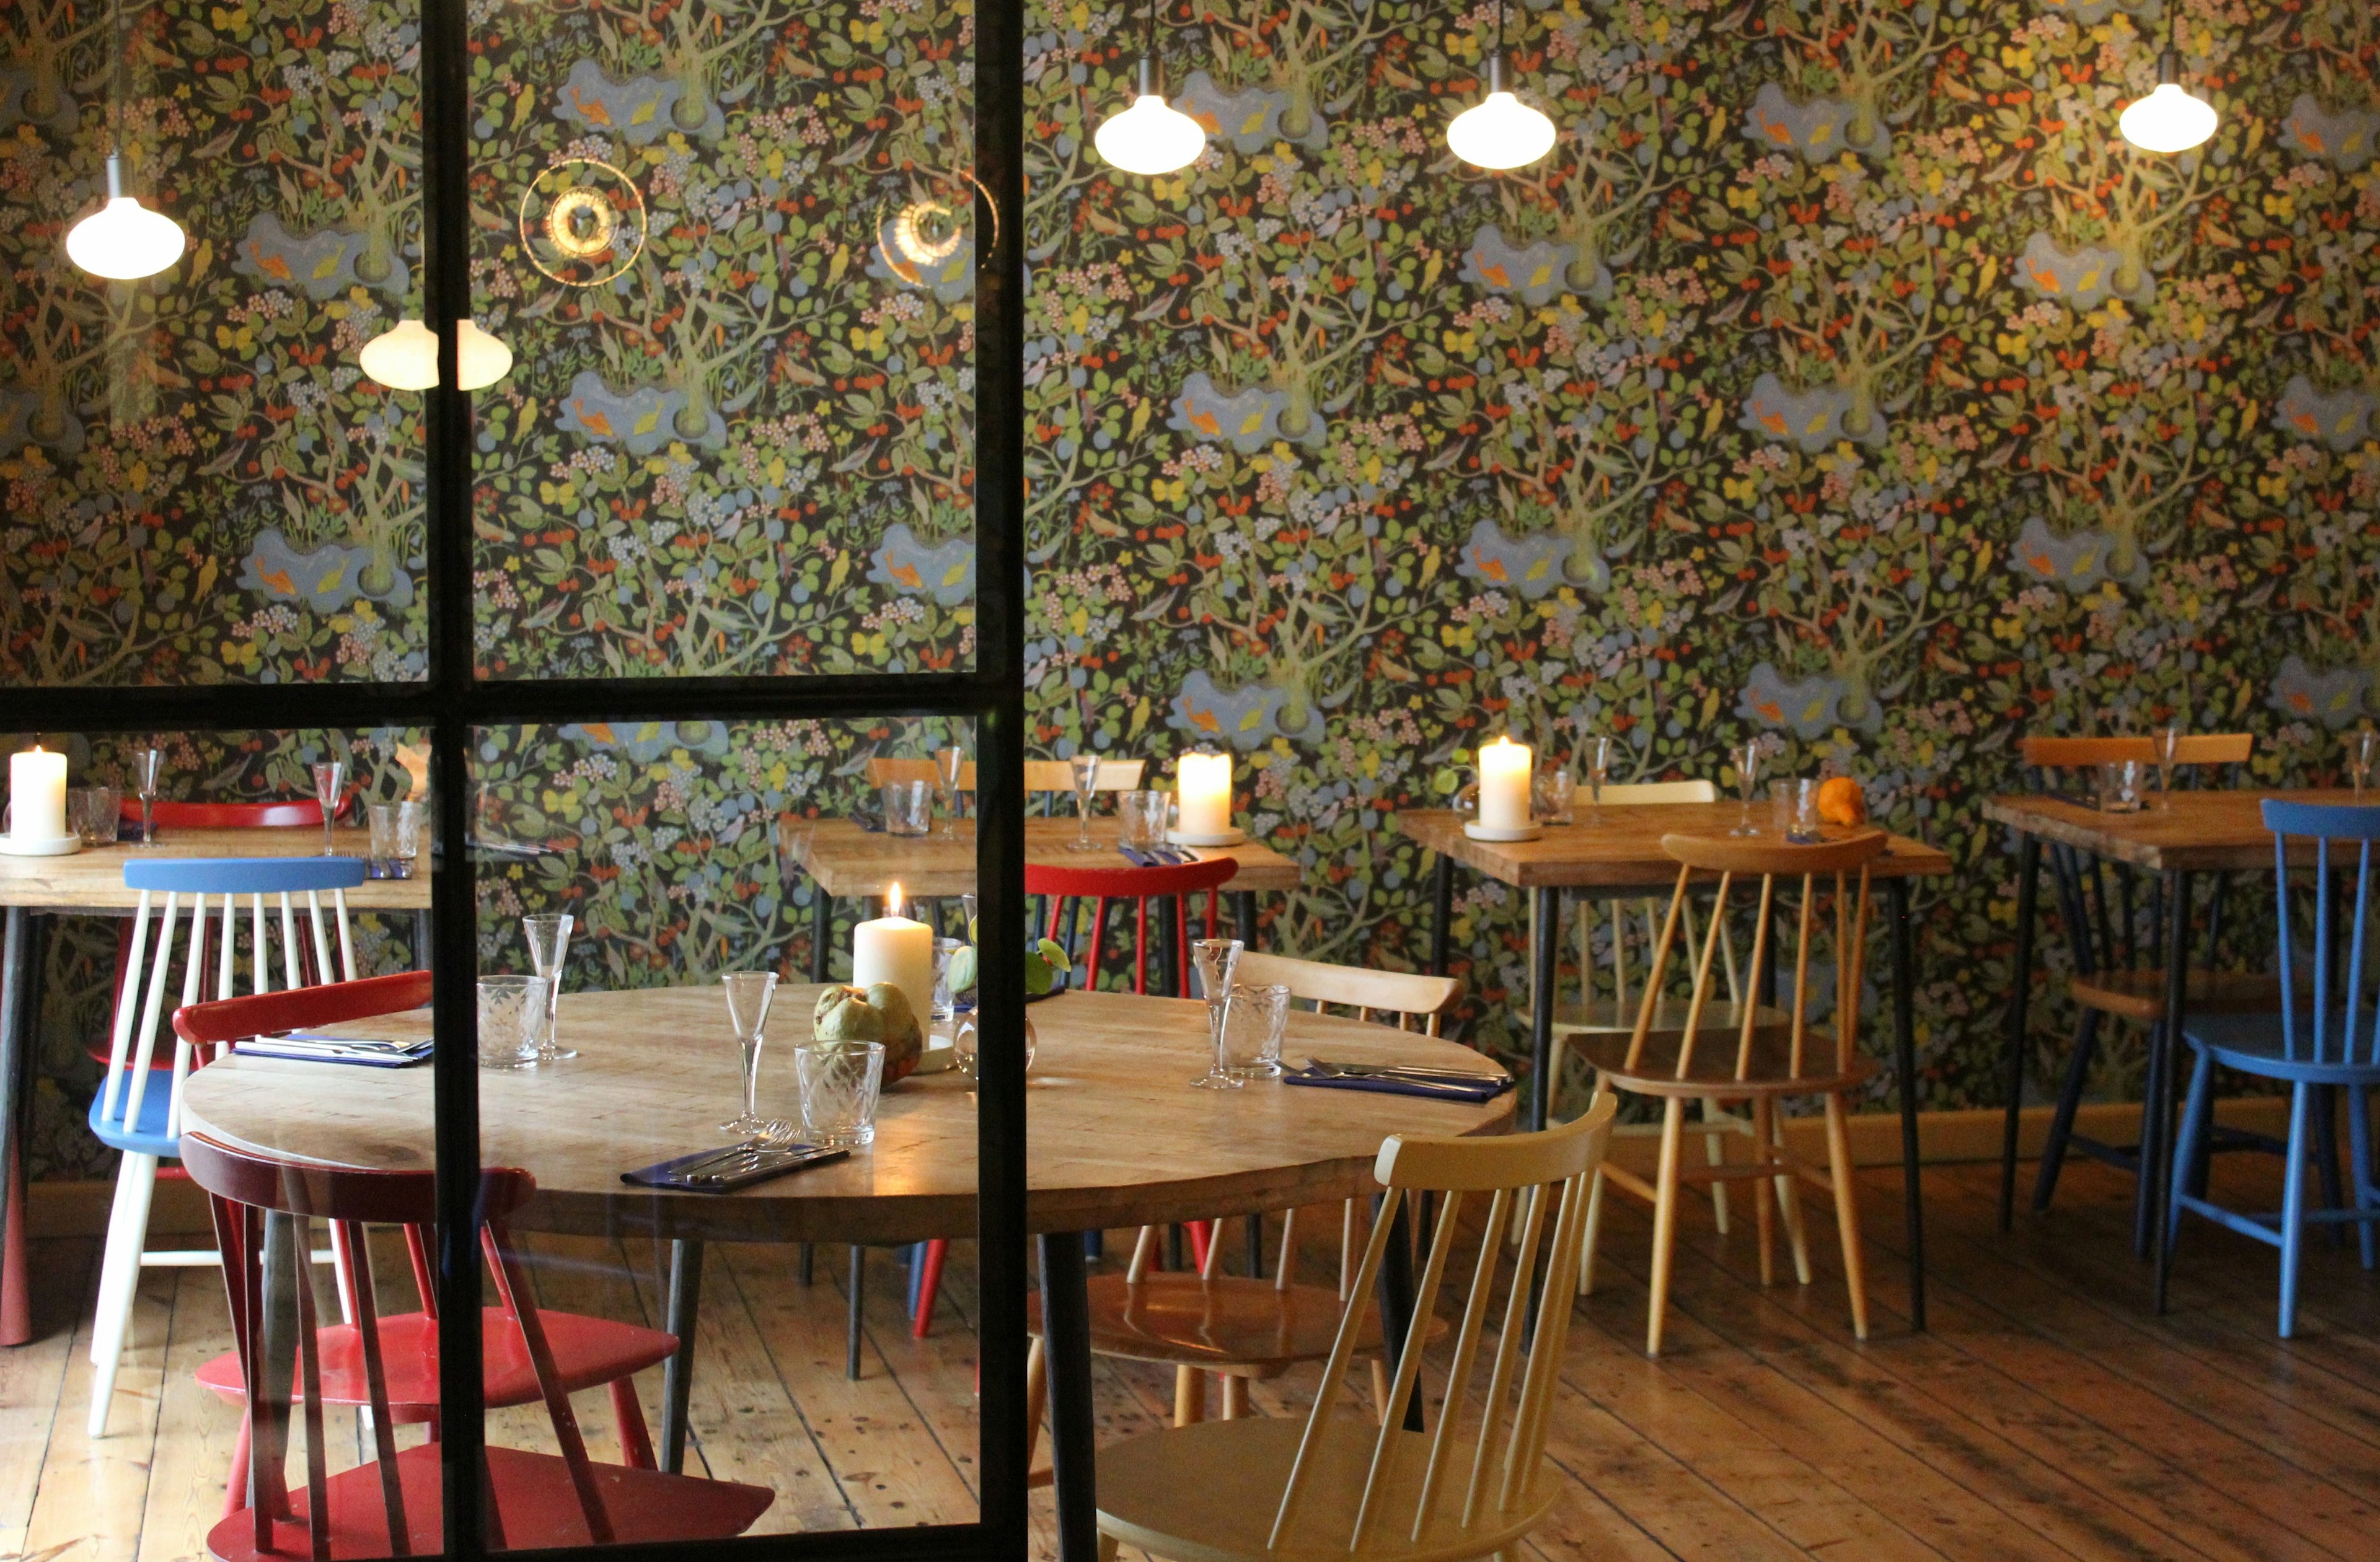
[1396, 804, 1955, 1327]
[0, 826, 430, 1345]
[1979, 788, 2347, 1309]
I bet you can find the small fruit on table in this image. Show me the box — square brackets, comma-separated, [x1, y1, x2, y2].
[1817, 776, 1867, 827]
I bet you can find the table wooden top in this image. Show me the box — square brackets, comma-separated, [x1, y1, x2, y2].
[178, 983, 1510, 1245]
[1980, 789, 2365, 872]
[0, 827, 431, 911]
[1393, 805, 1954, 890]
[791, 816, 1303, 898]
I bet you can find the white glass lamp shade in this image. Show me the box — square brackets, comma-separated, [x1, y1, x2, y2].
[2119, 55, 2217, 154]
[65, 156, 186, 281]
[359, 318, 514, 391]
[1448, 55, 1557, 171]
[1094, 58, 1205, 177]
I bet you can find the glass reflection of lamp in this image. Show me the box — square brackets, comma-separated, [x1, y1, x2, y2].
[1093, 0, 1205, 177]
[359, 318, 513, 391]
[2118, 15, 2218, 154]
[1447, 0, 1558, 171]
[67, 2, 185, 282]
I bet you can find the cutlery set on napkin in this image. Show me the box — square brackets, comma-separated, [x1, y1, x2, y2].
[232, 1032, 433, 1068]
[1281, 1056, 1514, 1102]
[622, 1138, 849, 1192]
[1119, 843, 1197, 866]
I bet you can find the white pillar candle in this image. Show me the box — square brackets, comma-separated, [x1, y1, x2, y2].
[1177, 751, 1233, 838]
[851, 882, 934, 1027]
[10, 746, 67, 843]
[1476, 737, 1533, 832]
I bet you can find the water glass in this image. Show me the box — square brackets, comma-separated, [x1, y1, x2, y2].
[2353, 731, 2379, 798]
[133, 746, 164, 845]
[720, 971, 780, 1134]
[312, 760, 345, 856]
[1729, 740, 1761, 836]
[1067, 753, 1103, 852]
[1222, 981, 1291, 1079]
[1118, 789, 1167, 849]
[882, 779, 932, 837]
[476, 976, 549, 1070]
[2155, 722, 2184, 804]
[2097, 760, 2146, 814]
[1189, 937, 1243, 1089]
[368, 801, 422, 879]
[931, 936, 966, 1022]
[1783, 778, 1822, 843]
[522, 913, 576, 1061]
[934, 745, 967, 839]
[1532, 768, 1576, 826]
[69, 786, 121, 846]
[796, 1042, 886, 1149]
[1579, 735, 1612, 820]
[953, 1012, 1034, 1079]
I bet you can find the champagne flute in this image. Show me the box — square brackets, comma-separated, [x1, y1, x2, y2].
[1188, 938, 1244, 1089]
[522, 913, 576, 1061]
[2154, 721, 2184, 806]
[2353, 730, 2380, 799]
[1580, 734, 1612, 822]
[1730, 740, 1761, 836]
[133, 745, 164, 846]
[311, 760, 345, 856]
[935, 745, 966, 840]
[720, 972, 783, 1136]
[1067, 752, 1103, 852]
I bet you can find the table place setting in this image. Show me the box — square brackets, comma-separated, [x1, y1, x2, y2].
[230, 1031, 434, 1068]
[1280, 1056, 1515, 1102]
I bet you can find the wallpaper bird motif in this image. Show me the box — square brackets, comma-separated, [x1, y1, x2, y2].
[3, 0, 2377, 1178]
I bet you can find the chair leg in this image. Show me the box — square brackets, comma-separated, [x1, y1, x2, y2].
[1220, 1373, 1248, 1419]
[223, 1409, 252, 1518]
[1096, 1534, 1120, 1562]
[2348, 1085, 2376, 1272]
[1368, 1359, 1391, 1425]
[2314, 1084, 2348, 1250]
[1023, 1334, 1048, 1472]
[1646, 1097, 1686, 1356]
[912, 1239, 948, 1340]
[87, 1151, 159, 1439]
[2280, 1083, 2314, 1339]
[2032, 1008, 2101, 1211]
[1772, 1100, 1812, 1285]
[1577, 1167, 1608, 1297]
[1823, 1093, 1870, 1341]
[1173, 1364, 1204, 1426]
[609, 1377, 656, 1469]
[1702, 1097, 1731, 1234]
[2165, 1047, 2216, 1268]
[1750, 1098, 1777, 1286]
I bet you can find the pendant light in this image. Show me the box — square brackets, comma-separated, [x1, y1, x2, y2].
[2118, 12, 2218, 154]
[359, 318, 514, 391]
[67, 2, 186, 281]
[1448, 0, 1557, 170]
[1094, 0, 1204, 177]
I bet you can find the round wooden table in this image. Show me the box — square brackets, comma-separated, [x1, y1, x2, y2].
[180, 983, 1512, 1559]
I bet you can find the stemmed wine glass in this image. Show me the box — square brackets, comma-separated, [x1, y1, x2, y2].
[133, 745, 164, 846]
[1067, 752, 1103, 852]
[311, 760, 345, 856]
[1189, 937, 1244, 1089]
[935, 745, 966, 840]
[2352, 730, 2380, 799]
[522, 913, 577, 1061]
[1579, 734, 1612, 822]
[720, 972, 785, 1136]
[1729, 740, 1761, 836]
[2155, 722, 2184, 806]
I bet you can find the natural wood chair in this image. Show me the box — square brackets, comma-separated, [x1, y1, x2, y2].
[2006, 733, 2276, 1229]
[1091, 1096, 1617, 1562]
[863, 755, 976, 790]
[1023, 757, 1146, 801]
[1578, 831, 1889, 1354]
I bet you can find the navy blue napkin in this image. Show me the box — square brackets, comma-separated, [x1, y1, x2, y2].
[1280, 1064, 1513, 1103]
[622, 1143, 849, 1192]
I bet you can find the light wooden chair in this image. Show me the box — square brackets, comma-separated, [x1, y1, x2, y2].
[1023, 757, 1147, 807]
[1577, 831, 1889, 1354]
[1091, 1095, 1617, 1562]
[863, 755, 976, 790]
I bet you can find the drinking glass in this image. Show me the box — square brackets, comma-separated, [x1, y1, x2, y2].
[1769, 780, 1794, 837]
[1787, 778, 1822, 843]
[1189, 937, 1243, 1089]
[882, 779, 932, 837]
[2155, 722, 2184, 804]
[1118, 789, 1167, 849]
[522, 913, 576, 1061]
[476, 976, 548, 1070]
[720, 971, 780, 1134]
[2096, 760, 2146, 814]
[133, 745, 164, 845]
[934, 745, 966, 839]
[2353, 731, 2380, 798]
[1730, 740, 1761, 836]
[796, 1042, 886, 1149]
[1579, 734, 1612, 821]
[953, 1011, 1034, 1079]
[776, 814, 814, 885]
[368, 801, 422, 879]
[312, 760, 345, 856]
[69, 786, 121, 846]
[1222, 981, 1291, 1079]
[931, 936, 966, 1023]
[1532, 768, 1576, 826]
[1067, 753, 1103, 852]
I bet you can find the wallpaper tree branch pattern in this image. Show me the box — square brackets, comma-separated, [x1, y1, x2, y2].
[4, 0, 2378, 1180]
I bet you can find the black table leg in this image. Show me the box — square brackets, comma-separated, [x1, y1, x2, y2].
[1245, 1213, 1264, 1279]
[1887, 880, 1926, 1332]
[1373, 1194, 1422, 1431]
[1999, 834, 2043, 1231]
[1158, 895, 1180, 998]
[1232, 889, 1258, 949]
[1038, 1232, 1097, 1562]
[798, 1243, 814, 1286]
[811, 891, 832, 983]
[0, 909, 31, 1343]
[411, 908, 431, 967]
[659, 1239, 703, 1473]
[2152, 871, 2193, 1310]
[1431, 854, 1453, 977]
[1531, 886, 1559, 1132]
[847, 1247, 866, 1379]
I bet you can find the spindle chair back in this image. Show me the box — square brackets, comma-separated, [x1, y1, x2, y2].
[1022, 757, 1147, 817]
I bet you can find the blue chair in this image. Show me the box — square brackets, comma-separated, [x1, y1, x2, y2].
[2167, 801, 2380, 1336]
[86, 856, 365, 1437]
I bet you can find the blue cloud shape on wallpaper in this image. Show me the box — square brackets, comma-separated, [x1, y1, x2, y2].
[1170, 671, 1295, 750]
[2012, 232, 2151, 308]
[1739, 374, 1885, 451]
[556, 721, 736, 761]
[553, 59, 724, 144]
[2280, 95, 2379, 172]
[2273, 375, 2377, 452]
[2270, 657, 2373, 729]
[1742, 82, 1892, 162]
[556, 371, 727, 454]
[1738, 664, 1851, 739]
[232, 213, 408, 301]
[1169, 372, 1326, 452]
[1171, 71, 1328, 153]
[238, 528, 414, 612]
[0, 69, 79, 134]
[1459, 226, 1605, 305]
[0, 390, 86, 455]
[2008, 516, 2146, 594]
[868, 524, 976, 606]
[1455, 519, 1571, 600]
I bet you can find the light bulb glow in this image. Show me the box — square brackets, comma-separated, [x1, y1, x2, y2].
[1095, 92, 1205, 177]
[1448, 56, 1558, 170]
[456, 320, 513, 390]
[2118, 80, 2218, 154]
[359, 318, 514, 391]
[65, 158, 185, 281]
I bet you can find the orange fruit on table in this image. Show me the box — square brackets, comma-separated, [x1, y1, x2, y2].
[1817, 776, 1867, 827]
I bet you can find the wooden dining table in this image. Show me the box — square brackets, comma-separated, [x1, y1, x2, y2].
[1980, 788, 2350, 1310]
[178, 981, 1512, 1560]
[0, 826, 430, 1346]
[1395, 803, 1955, 1327]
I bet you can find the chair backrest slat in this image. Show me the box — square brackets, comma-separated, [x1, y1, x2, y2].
[2263, 799, 2380, 1067]
[2020, 733, 2254, 769]
[1021, 758, 1147, 793]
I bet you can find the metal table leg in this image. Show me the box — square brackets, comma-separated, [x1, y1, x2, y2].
[1038, 1232, 1096, 1562]
[1430, 854, 1453, 978]
[1886, 880, 1926, 1332]
[1232, 889, 1258, 950]
[1530, 886, 1559, 1132]
[811, 891, 832, 983]
[0, 909, 31, 1347]
[659, 1239, 703, 1473]
[1999, 834, 2043, 1230]
[2152, 871, 2194, 1310]
[1373, 1194, 1422, 1431]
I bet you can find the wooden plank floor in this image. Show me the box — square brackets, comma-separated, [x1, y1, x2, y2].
[1, 1151, 2374, 1561]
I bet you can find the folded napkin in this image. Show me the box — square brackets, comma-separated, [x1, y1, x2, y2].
[232, 1033, 432, 1069]
[1280, 1062, 1513, 1103]
[622, 1141, 849, 1193]
[1119, 844, 1190, 866]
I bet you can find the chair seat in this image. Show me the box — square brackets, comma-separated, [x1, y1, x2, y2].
[1026, 1273, 1417, 1377]
[1569, 1029, 1875, 1099]
[87, 1078, 180, 1157]
[1098, 1415, 1555, 1562]
[206, 1441, 772, 1560]
[2070, 968, 2285, 1022]
[195, 1308, 677, 1413]
[1553, 998, 1791, 1041]
[2180, 1013, 2380, 1086]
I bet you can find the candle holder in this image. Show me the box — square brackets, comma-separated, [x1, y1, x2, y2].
[1461, 819, 1542, 843]
[1166, 823, 1246, 847]
[0, 833, 83, 857]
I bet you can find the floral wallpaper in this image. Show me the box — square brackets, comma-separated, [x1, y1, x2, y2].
[6, 0, 2379, 1179]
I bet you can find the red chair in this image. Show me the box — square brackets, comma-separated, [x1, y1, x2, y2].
[174, 977, 697, 1526]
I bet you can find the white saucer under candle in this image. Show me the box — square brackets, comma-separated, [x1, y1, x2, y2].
[1463, 820, 1543, 843]
[0, 833, 82, 857]
[1166, 825, 1245, 847]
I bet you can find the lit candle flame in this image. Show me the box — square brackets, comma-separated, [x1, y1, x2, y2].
[888, 882, 903, 918]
